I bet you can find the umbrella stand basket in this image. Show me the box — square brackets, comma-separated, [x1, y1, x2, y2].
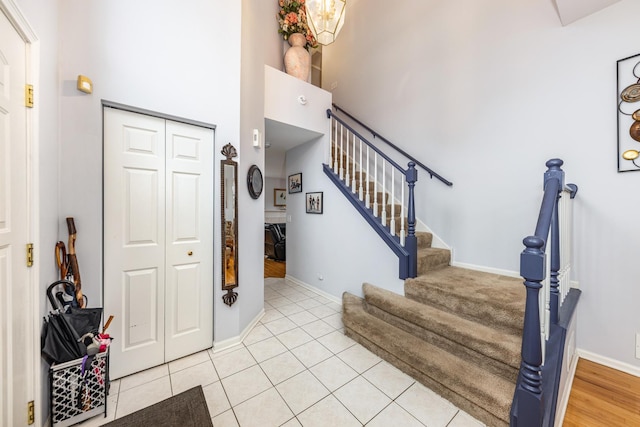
[49, 351, 109, 427]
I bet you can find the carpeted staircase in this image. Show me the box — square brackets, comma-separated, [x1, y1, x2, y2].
[342, 234, 525, 426]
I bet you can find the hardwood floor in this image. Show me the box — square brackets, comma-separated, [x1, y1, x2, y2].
[563, 358, 640, 426]
[264, 257, 285, 278]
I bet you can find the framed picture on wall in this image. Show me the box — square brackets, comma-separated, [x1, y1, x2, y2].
[288, 173, 302, 193]
[617, 52, 640, 172]
[305, 192, 323, 214]
[274, 188, 286, 206]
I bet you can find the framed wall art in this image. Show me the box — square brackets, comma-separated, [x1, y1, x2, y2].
[274, 188, 286, 206]
[305, 192, 323, 214]
[288, 173, 302, 193]
[617, 52, 640, 172]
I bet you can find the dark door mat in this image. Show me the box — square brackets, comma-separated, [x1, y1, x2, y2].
[104, 386, 212, 427]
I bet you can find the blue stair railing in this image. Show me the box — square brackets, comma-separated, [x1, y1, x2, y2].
[324, 107, 451, 279]
[511, 159, 581, 427]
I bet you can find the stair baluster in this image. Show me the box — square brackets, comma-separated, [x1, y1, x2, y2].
[390, 168, 396, 237]
[373, 153, 379, 218]
[400, 174, 406, 246]
[365, 146, 371, 209]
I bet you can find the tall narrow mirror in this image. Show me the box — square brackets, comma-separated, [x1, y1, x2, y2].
[221, 143, 238, 306]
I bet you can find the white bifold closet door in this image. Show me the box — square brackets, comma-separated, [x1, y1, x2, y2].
[104, 107, 213, 379]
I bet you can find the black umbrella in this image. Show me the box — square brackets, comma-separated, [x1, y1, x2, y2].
[41, 280, 103, 365]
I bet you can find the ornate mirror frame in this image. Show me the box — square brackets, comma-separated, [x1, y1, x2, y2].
[221, 143, 239, 306]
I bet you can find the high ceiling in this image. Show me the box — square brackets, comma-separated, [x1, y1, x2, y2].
[553, 0, 620, 25]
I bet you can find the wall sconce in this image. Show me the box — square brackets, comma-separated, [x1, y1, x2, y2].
[306, 0, 346, 46]
[77, 75, 93, 94]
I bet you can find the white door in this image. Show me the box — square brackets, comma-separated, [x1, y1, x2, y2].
[164, 121, 213, 361]
[104, 108, 213, 379]
[0, 10, 31, 426]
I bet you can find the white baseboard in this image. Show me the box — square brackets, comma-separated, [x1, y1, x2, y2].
[212, 308, 265, 353]
[285, 274, 342, 305]
[577, 349, 640, 377]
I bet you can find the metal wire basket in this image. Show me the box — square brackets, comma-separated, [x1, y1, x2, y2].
[49, 351, 109, 427]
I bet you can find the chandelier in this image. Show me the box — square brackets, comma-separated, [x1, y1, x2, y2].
[306, 0, 346, 46]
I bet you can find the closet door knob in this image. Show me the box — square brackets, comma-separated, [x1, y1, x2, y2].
[188, 251, 193, 256]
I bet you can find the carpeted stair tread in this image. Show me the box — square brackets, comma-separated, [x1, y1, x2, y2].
[343, 292, 513, 426]
[362, 283, 521, 373]
[416, 231, 433, 248]
[417, 247, 451, 273]
[405, 266, 524, 335]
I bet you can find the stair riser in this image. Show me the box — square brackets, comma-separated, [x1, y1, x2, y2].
[405, 284, 523, 336]
[417, 249, 451, 273]
[343, 293, 512, 427]
[363, 302, 519, 381]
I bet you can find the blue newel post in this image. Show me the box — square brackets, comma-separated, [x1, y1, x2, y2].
[545, 159, 564, 325]
[516, 236, 545, 426]
[405, 162, 418, 278]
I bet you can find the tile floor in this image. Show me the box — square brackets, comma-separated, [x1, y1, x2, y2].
[81, 278, 485, 427]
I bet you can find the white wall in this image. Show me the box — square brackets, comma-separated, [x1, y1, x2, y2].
[322, 0, 640, 368]
[286, 138, 404, 297]
[236, 0, 283, 334]
[57, 1, 243, 343]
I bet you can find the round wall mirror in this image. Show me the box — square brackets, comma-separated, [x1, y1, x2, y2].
[247, 165, 263, 199]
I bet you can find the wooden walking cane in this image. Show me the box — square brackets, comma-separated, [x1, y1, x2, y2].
[66, 217, 84, 308]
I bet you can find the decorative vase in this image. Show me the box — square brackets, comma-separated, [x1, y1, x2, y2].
[284, 33, 311, 81]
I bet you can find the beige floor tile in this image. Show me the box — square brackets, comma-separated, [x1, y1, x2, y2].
[281, 417, 303, 426]
[233, 388, 294, 427]
[109, 379, 120, 396]
[212, 347, 257, 379]
[322, 312, 344, 329]
[243, 324, 274, 346]
[297, 298, 323, 309]
[246, 336, 288, 363]
[448, 410, 486, 426]
[309, 356, 358, 392]
[261, 309, 285, 323]
[367, 402, 424, 427]
[290, 340, 334, 368]
[212, 409, 239, 427]
[276, 303, 306, 316]
[167, 350, 211, 374]
[115, 376, 172, 418]
[313, 296, 333, 305]
[334, 376, 392, 424]
[276, 327, 314, 350]
[396, 382, 458, 427]
[259, 351, 306, 385]
[118, 364, 169, 392]
[276, 370, 330, 415]
[337, 344, 381, 373]
[301, 319, 335, 338]
[220, 365, 272, 406]
[269, 296, 295, 308]
[74, 394, 117, 426]
[317, 330, 356, 354]
[325, 302, 342, 312]
[285, 291, 309, 302]
[306, 304, 336, 319]
[170, 360, 219, 395]
[263, 317, 298, 335]
[202, 381, 231, 418]
[288, 310, 319, 326]
[362, 360, 415, 399]
[297, 395, 360, 427]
